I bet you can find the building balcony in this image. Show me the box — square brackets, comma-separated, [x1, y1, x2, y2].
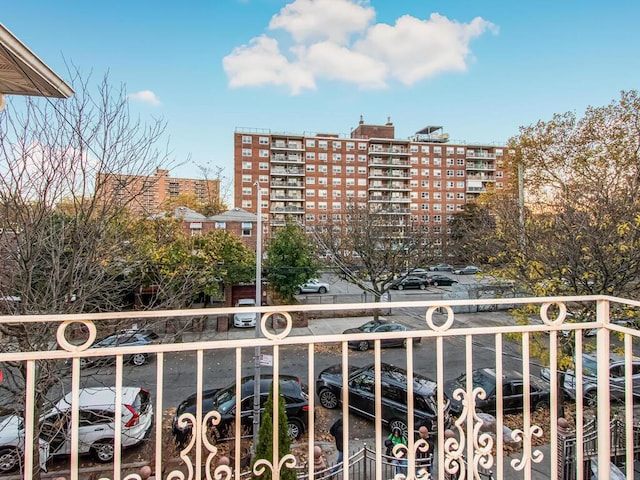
[368, 146, 410, 155]
[1, 295, 637, 479]
[466, 151, 497, 159]
[270, 206, 304, 213]
[271, 154, 303, 164]
[270, 168, 305, 176]
[270, 180, 304, 188]
[368, 172, 411, 179]
[466, 162, 495, 171]
[368, 158, 411, 167]
[368, 194, 411, 203]
[368, 184, 412, 192]
[271, 142, 304, 151]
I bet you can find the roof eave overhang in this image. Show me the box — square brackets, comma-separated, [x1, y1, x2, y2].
[0, 23, 74, 99]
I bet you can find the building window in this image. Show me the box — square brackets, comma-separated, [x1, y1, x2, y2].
[259, 149, 269, 157]
[242, 135, 252, 144]
[410, 168, 418, 176]
[357, 190, 367, 198]
[446, 204, 455, 211]
[446, 147, 454, 155]
[306, 152, 316, 160]
[358, 166, 366, 174]
[333, 190, 341, 198]
[421, 215, 429, 222]
[457, 159, 465, 166]
[306, 214, 315, 222]
[496, 171, 503, 178]
[306, 164, 316, 172]
[358, 155, 367, 162]
[446, 181, 455, 188]
[242, 200, 252, 209]
[496, 148, 504, 156]
[446, 158, 454, 166]
[242, 148, 252, 157]
[346, 166, 355, 174]
[433, 146, 441, 154]
[332, 141, 342, 149]
[319, 202, 327, 210]
[421, 204, 429, 210]
[457, 181, 465, 188]
[358, 142, 367, 150]
[332, 178, 342, 186]
[421, 157, 429, 165]
[333, 166, 342, 174]
[421, 180, 429, 187]
[433, 157, 441, 166]
[446, 192, 454, 199]
[318, 153, 328, 161]
[457, 147, 465, 155]
[306, 177, 315, 184]
[307, 189, 316, 197]
[456, 170, 465, 177]
[346, 142, 355, 150]
[318, 177, 327, 185]
[411, 157, 418, 164]
[318, 140, 328, 149]
[242, 161, 252, 170]
[358, 178, 366, 186]
[318, 189, 327, 198]
[259, 175, 268, 183]
[332, 202, 341, 210]
[215, 222, 226, 229]
[306, 201, 315, 209]
[434, 170, 442, 177]
[259, 162, 268, 170]
[421, 192, 429, 199]
[318, 165, 327, 173]
[434, 181, 442, 188]
[346, 178, 355, 186]
[242, 174, 252, 183]
[446, 170, 454, 177]
[434, 215, 442, 223]
[410, 180, 418, 187]
[242, 187, 252, 195]
[457, 193, 465, 199]
[410, 145, 419, 152]
[421, 146, 430, 153]
[421, 169, 429, 177]
[346, 154, 355, 162]
[306, 139, 316, 148]
[241, 222, 253, 236]
[332, 153, 342, 161]
[259, 137, 269, 145]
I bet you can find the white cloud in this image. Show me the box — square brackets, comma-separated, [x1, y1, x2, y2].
[355, 13, 498, 85]
[222, 36, 316, 95]
[269, 0, 375, 44]
[222, 0, 498, 94]
[128, 90, 161, 106]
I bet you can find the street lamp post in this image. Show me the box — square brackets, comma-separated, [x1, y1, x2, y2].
[252, 182, 262, 450]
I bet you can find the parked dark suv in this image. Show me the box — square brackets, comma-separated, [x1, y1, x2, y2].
[316, 362, 451, 438]
[172, 375, 309, 446]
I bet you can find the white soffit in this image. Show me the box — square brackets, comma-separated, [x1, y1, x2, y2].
[0, 23, 74, 98]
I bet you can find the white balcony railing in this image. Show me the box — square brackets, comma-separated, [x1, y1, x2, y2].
[0, 295, 638, 479]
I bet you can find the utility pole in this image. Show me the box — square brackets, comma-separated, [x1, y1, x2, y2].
[252, 181, 262, 451]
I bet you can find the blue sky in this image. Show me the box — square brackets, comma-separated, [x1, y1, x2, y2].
[3, 0, 639, 186]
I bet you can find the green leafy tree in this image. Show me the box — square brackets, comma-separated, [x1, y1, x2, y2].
[252, 384, 297, 480]
[488, 91, 640, 413]
[264, 222, 318, 303]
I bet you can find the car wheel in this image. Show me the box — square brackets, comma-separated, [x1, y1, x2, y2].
[318, 389, 339, 409]
[432, 281, 439, 287]
[131, 353, 147, 366]
[297, 288, 303, 294]
[0, 447, 21, 473]
[398, 285, 404, 291]
[389, 419, 409, 439]
[91, 439, 114, 463]
[584, 390, 598, 407]
[357, 340, 370, 352]
[287, 419, 304, 440]
[419, 284, 426, 290]
[318, 287, 327, 294]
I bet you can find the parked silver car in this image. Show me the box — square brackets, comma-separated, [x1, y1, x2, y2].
[541, 353, 640, 406]
[297, 279, 330, 294]
[0, 387, 153, 473]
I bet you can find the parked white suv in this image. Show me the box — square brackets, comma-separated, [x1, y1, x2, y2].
[0, 386, 153, 473]
[233, 298, 258, 328]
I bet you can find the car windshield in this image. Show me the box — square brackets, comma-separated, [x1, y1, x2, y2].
[358, 321, 380, 332]
[458, 370, 496, 394]
[213, 386, 237, 413]
[581, 356, 598, 377]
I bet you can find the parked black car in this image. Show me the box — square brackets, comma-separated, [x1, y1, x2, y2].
[427, 275, 459, 287]
[389, 275, 432, 290]
[444, 368, 551, 416]
[316, 363, 451, 438]
[172, 375, 309, 446]
[79, 330, 159, 367]
[343, 320, 422, 351]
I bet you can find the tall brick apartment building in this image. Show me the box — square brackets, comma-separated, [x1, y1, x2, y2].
[97, 168, 221, 217]
[234, 117, 508, 244]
